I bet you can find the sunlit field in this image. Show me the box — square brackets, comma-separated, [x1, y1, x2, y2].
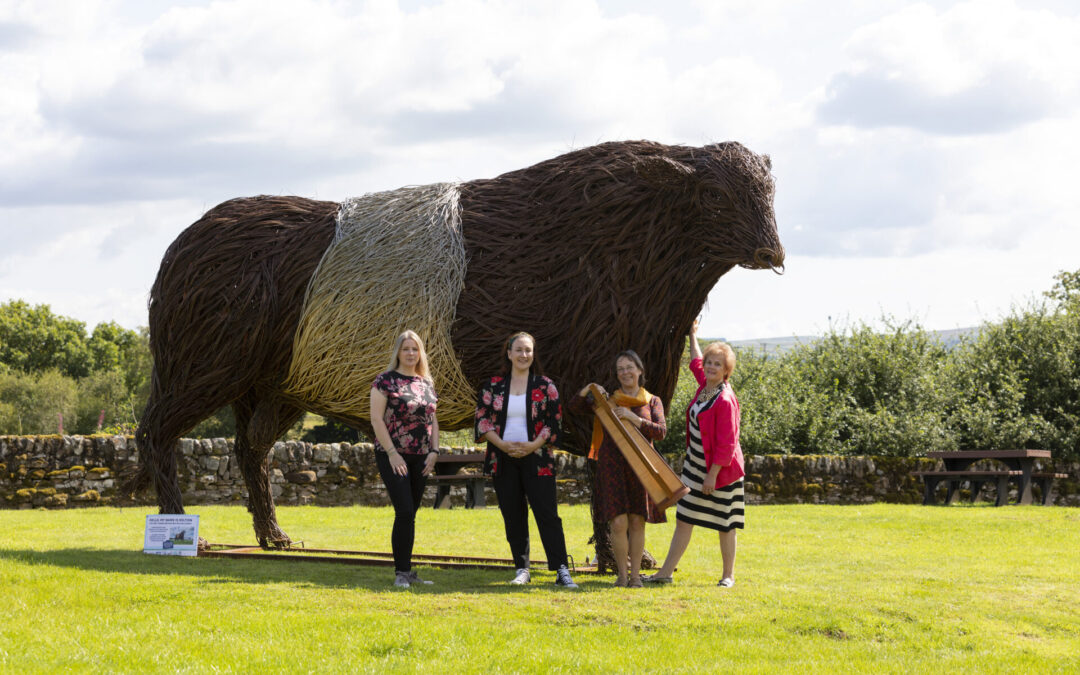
[2, 503, 1078, 673]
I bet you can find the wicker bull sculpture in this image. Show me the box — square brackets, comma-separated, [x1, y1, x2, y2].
[131, 140, 785, 547]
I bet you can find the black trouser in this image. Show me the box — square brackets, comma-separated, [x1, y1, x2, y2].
[492, 451, 569, 571]
[375, 452, 429, 572]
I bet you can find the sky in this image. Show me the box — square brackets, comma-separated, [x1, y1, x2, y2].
[1, 0, 1078, 341]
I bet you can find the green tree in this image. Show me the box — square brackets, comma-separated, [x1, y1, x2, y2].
[0, 369, 79, 434]
[1044, 268, 1080, 309]
[74, 370, 131, 434]
[0, 300, 92, 378]
[0, 299, 154, 434]
[948, 297, 1079, 458]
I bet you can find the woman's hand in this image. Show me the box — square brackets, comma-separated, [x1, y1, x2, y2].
[702, 465, 721, 495]
[422, 451, 439, 476]
[689, 317, 703, 362]
[505, 438, 541, 458]
[614, 406, 642, 427]
[504, 442, 527, 458]
[580, 383, 606, 398]
[388, 450, 408, 477]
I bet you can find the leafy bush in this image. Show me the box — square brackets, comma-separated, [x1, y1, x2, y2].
[0, 369, 78, 434]
[658, 269, 1080, 462]
[74, 370, 131, 434]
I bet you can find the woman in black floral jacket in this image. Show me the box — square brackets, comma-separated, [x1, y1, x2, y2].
[474, 332, 578, 589]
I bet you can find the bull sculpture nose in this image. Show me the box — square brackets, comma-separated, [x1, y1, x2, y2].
[753, 247, 786, 272]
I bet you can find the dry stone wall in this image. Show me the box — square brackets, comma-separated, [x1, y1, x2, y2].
[1, 435, 1076, 509]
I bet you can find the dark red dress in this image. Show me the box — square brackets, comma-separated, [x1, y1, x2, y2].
[570, 393, 667, 523]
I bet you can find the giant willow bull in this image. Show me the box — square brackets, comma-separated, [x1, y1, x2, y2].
[132, 140, 785, 547]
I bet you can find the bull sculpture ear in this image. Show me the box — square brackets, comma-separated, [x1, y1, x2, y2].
[633, 156, 696, 190]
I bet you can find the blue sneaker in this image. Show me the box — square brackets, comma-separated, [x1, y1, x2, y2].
[554, 565, 579, 590]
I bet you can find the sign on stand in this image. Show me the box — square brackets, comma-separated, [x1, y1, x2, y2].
[143, 514, 200, 556]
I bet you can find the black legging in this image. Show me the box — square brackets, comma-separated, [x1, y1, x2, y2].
[492, 451, 569, 571]
[375, 452, 429, 572]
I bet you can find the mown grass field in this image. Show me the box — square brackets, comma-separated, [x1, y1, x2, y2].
[2, 503, 1078, 673]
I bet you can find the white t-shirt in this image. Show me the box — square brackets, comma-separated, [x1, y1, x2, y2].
[503, 393, 529, 442]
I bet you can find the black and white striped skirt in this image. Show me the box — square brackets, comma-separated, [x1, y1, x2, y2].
[676, 431, 745, 531]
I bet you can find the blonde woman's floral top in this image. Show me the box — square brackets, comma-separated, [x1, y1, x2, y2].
[372, 370, 438, 455]
[474, 374, 561, 477]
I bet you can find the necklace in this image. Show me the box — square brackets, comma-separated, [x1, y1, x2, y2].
[699, 382, 723, 401]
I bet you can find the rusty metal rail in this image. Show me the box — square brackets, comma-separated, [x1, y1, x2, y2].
[199, 544, 598, 573]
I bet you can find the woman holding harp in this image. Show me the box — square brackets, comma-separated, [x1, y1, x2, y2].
[570, 350, 666, 588]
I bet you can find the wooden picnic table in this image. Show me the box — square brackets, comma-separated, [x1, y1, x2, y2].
[428, 452, 487, 509]
[925, 450, 1051, 505]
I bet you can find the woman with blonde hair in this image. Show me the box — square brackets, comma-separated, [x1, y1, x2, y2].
[646, 320, 744, 587]
[370, 329, 440, 588]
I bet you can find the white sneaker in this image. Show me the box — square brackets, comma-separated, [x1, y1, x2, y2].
[510, 568, 531, 585]
[718, 577, 735, 588]
[393, 571, 411, 588]
[408, 571, 433, 585]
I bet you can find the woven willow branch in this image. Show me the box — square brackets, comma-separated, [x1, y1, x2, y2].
[282, 183, 475, 427]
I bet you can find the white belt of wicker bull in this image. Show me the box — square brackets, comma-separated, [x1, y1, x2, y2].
[282, 182, 474, 428]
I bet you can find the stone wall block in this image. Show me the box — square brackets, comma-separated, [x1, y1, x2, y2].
[286, 470, 317, 484]
[313, 444, 332, 463]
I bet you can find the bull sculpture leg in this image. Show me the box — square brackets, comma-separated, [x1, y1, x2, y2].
[233, 392, 304, 549]
[135, 383, 233, 516]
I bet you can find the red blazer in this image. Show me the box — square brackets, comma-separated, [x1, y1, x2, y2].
[686, 357, 744, 489]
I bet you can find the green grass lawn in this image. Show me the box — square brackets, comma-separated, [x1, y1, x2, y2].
[2, 503, 1078, 673]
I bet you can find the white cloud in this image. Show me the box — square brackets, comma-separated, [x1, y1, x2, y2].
[820, 0, 1080, 134]
[0, 0, 1077, 340]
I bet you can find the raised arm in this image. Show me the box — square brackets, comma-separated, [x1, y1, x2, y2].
[689, 318, 703, 362]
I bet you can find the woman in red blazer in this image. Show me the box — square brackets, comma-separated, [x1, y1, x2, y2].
[646, 319, 744, 587]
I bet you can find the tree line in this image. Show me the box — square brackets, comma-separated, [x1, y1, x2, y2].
[657, 269, 1079, 462]
[2, 269, 1077, 460]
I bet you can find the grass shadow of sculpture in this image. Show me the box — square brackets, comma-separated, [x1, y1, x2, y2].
[0, 548, 612, 594]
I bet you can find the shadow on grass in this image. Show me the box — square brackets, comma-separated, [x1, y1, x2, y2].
[0, 547, 612, 594]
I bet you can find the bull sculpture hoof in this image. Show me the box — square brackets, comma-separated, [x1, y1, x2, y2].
[257, 523, 293, 550]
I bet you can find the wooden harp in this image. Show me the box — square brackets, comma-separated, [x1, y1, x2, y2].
[588, 384, 689, 511]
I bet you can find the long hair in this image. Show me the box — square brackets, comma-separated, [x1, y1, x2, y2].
[613, 349, 646, 388]
[387, 329, 431, 380]
[501, 331, 544, 377]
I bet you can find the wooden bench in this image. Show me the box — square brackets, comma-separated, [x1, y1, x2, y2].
[913, 470, 1021, 506]
[1032, 472, 1068, 506]
[922, 450, 1053, 505]
[429, 452, 487, 510]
